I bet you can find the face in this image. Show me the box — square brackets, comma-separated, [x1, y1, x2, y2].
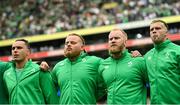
[108, 30, 126, 54]
[12, 41, 30, 62]
[64, 35, 84, 58]
[150, 22, 167, 44]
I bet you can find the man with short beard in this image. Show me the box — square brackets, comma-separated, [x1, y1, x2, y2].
[52, 33, 105, 104]
[144, 20, 180, 104]
[98, 29, 148, 104]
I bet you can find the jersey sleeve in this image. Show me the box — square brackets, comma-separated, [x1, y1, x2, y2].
[96, 59, 107, 101]
[39, 71, 59, 104]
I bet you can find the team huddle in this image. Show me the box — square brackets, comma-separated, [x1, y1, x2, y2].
[0, 20, 180, 104]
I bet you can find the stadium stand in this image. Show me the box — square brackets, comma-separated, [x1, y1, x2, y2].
[0, 0, 179, 40]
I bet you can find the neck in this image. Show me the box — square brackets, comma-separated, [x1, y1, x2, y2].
[69, 54, 80, 62]
[112, 53, 122, 59]
[16, 59, 28, 69]
[67, 51, 83, 62]
[154, 37, 167, 45]
[111, 48, 126, 59]
[69, 57, 77, 61]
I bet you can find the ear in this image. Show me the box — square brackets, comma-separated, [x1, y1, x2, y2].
[165, 30, 168, 34]
[81, 45, 85, 51]
[164, 26, 168, 33]
[26, 49, 31, 56]
[124, 39, 127, 46]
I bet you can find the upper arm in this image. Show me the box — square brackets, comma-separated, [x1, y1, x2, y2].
[39, 71, 59, 104]
[138, 58, 149, 84]
[177, 48, 180, 69]
[51, 66, 58, 85]
[96, 61, 107, 100]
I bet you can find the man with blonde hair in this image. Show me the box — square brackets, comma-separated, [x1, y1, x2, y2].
[145, 20, 180, 104]
[98, 29, 148, 104]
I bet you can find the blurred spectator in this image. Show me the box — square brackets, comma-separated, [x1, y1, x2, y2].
[0, 0, 179, 40]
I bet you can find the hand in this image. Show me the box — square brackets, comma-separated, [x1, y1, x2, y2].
[40, 61, 50, 71]
[131, 50, 142, 57]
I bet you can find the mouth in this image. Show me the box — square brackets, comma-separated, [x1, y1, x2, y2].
[110, 44, 117, 47]
[13, 54, 19, 58]
[66, 48, 72, 51]
[152, 35, 158, 39]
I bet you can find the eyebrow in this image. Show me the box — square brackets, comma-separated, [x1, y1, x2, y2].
[12, 46, 23, 50]
[150, 26, 161, 31]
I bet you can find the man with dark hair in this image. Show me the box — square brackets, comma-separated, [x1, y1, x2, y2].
[98, 29, 148, 104]
[52, 33, 105, 104]
[15, 39, 31, 49]
[3, 39, 58, 104]
[145, 20, 180, 104]
[0, 40, 50, 104]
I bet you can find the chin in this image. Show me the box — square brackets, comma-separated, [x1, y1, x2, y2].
[13, 59, 22, 62]
[153, 40, 161, 44]
[65, 53, 74, 58]
[110, 50, 120, 54]
[13, 58, 18, 61]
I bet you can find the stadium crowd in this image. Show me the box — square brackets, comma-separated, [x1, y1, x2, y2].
[0, 0, 179, 40]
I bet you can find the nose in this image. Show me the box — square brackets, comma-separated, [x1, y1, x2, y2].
[66, 42, 72, 47]
[151, 28, 156, 33]
[152, 30, 156, 34]
[111, 38, 116, 43]
[67, 42, 71, 46]
[13, 49, 18, 54]
[12, 47, 18, 53]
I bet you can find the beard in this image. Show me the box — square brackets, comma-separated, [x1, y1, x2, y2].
[64, 50, 80, 59]
[151, 34, 166, 44]
[109, 44, 124, 54]
[64, 51, 73, 58]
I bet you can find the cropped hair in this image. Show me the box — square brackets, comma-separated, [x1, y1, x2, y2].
[151, 19, 168, 30]
[68, 33, 85, 45]
[15, 39, 30, 49]
[111, 28, 128, 40]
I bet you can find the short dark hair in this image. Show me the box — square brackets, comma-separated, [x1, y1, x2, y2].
[151, 19, 168, 29]
[67, 33, 85, 45]
[15, 39, 30, 49]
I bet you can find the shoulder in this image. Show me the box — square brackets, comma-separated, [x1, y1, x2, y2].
[132, 57, 145, 65]
[0, 61, 5, 66]
[3, 62, 14, 72]
[133, 56, 145, 61]
[99, 57, 112, 66]
[98, 57, 111, 73]
[168, 42, 180, 50]
[167, 43, 180, 58]
[29, 62, 40, 70]
[86, 55, 102, 60]
[144, 48, 155, 58]
[55, 59, 67, 66]
[85, 55, 103, 64]
[0, 61, 7, 71]
[0, 61, 11, 68]
[102, 57, 111, 63]
[31, 61, 39, 67]
[3, 65, 13, 78]
[53, 59, 67, 71]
